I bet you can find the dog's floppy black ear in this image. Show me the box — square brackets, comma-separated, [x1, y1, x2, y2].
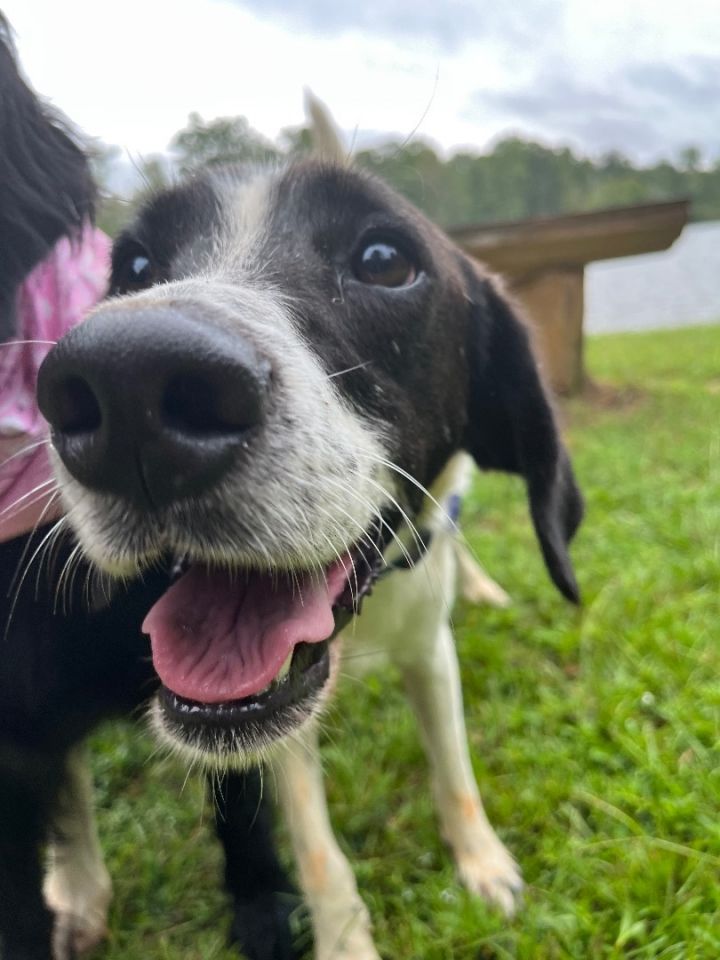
[462, 268, 583, 603]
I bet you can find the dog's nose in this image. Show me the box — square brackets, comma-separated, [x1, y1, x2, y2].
[37, 306, 271, 508]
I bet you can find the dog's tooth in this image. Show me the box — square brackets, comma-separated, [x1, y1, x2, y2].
[256, 650, 294, 698]
[276, 649, 294, 681]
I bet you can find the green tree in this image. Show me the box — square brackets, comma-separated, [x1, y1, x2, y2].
[171, 112, 279, 174]
[93, 111, 720, 237]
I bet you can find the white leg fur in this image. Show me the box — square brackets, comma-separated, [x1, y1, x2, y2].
[44, 744, 112, 959]
[272, 727, 380, 960]
[344, 526, 523, 916]
[392, 618, 523, 912]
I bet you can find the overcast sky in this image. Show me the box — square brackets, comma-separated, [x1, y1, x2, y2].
[5, 0, 720, 171]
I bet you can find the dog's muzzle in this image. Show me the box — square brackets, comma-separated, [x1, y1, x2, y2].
[37, 304, 384, 757]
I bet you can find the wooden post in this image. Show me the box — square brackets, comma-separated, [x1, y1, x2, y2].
[512, 267, 585, 395]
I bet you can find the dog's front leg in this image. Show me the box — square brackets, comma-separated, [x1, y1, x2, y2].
[390, 547, 523, 915]
[211, 767, 302, 960]
[0, 766, 58, 960]
[43, 743, 112, 959]
[272, 726, 380, 960]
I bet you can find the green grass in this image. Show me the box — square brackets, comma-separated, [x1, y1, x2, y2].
[89, 324, 720, 959]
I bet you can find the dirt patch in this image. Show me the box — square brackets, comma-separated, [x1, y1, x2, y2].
[556, 378, 646, 429]
[577, 378, 646, 409]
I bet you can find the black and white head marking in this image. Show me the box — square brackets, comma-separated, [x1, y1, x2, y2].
[39, 160, 583, 762]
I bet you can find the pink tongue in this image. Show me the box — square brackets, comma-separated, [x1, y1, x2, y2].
[143, 561, 349, 703]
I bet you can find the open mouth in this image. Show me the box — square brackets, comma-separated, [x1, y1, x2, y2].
[143, 540, 382, 757]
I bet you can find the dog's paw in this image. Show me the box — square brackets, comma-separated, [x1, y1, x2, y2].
[313, 902, 381, 960]
[454, 542, 511, 608]
[230, 891, 310, 960]
[315, 933, 381, 960]
[455, 841, 523, 917]
[44, 864, 111, 959]
[318, 947, 381, 960]
[50, 909, 108, 960]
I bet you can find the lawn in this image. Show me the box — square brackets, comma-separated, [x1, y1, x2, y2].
[90, 324, 720, 959]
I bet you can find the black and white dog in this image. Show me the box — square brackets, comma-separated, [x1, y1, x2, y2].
[37, 106, 583, 957]
[0, 21, 297, 960]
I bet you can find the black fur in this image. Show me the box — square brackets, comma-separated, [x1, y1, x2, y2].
[0, 24, 298, 960]
[0, 16, 94, 343]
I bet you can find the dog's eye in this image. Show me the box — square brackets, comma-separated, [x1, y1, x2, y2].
[130, 255, 152, 283]
[114, 242, 156, 293]
[353, 240, 417, 288]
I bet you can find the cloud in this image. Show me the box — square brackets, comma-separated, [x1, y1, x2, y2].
[230, 0, 560, 52]
[471, 56, 720, 160]
[626, 57, 720, 110]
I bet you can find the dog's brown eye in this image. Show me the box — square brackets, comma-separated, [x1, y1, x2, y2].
[354, 241, 417, 288]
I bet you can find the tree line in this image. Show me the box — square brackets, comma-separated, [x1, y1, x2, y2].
[95, 112, 720, 236]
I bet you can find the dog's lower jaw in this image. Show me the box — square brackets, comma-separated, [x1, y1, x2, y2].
[148, 640, 343, 769]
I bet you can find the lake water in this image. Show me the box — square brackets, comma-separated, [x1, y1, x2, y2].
[585, 219, 720, 334]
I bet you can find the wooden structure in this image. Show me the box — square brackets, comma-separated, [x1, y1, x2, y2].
[449, 199, 690, 394]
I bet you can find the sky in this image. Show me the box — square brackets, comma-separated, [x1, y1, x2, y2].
[4, 0, 720, 177]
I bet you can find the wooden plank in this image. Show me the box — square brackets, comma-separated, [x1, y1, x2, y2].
[449, 199, 690, 277]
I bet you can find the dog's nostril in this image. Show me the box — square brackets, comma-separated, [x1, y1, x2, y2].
[162, 374, 259, 436]
[51, 376, 102, 435]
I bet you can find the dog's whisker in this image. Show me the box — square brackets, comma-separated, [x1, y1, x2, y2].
[338, 648, 387, 662]
[0, 338, 58, 348]
[0, 477, 57, 519]
[54, 540, 84, 615]
[362, 472, 427, 557]
[31, 500, 69, 599]
[308, 485, 387, 569]
[366, 478, 450, 610]
[337, 671, 376, 687]
[326, 360, 372, 380]
[0, 437, 50, 472]
[368, 452, 494, 584]
[8, 489, 63, 595]
[319, 474, 413, 569]
[33, 520, 63, 598]
[3, 514, 66, 642]
[179, 755, 199, 797]
[321, 531, 359, 612]
[66, 541, 89, 615]
[359, 452, 460, 534]
[289, 567, 304, 605]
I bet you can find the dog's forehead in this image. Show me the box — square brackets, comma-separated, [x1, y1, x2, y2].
[211, 161, 431, 256]
[270, 162, 414, 225]
[132, 161, 454, 287]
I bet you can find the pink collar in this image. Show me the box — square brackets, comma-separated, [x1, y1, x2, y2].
[0, 224, 111, 541]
